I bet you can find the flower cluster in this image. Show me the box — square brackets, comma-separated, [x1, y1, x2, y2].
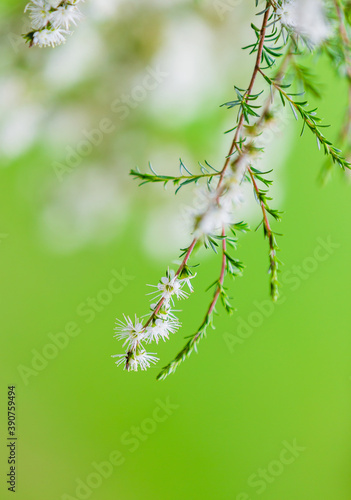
[112, 269, 195, 372]
[23, 0, 83, 48]
[276, 0, 331, 47]
[192, 156, 248, 238]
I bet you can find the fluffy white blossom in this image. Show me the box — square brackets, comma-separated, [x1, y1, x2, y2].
[179, 275, 195, 293]
[114, 315, 147, 349]
[25, 0, 53, 29]
[32, 28, 67, 48]
[195, 205, 231, 236]
[51, 4, 83, 30]
[189, 152, 249, 238]
[112, 348, 159, 372]
[146, 317, 180, 343]
[148, 269, 192, 303]
[192, 180, 244, 238]
[24, 0, 83, 48]
[221, 181, 245, 211]
[277, 0, 331, 47]
[113, 268, 194, 371]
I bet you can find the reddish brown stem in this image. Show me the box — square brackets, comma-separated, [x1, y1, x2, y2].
[218, 4, 271, 188]
[126, 238, 198, 368]
[143, 237, 198, 329]
[205, 4, 271, 315]
[190, 228, 227, 347]
[139, 4, 271, 344]
[190, 5, 272, 334]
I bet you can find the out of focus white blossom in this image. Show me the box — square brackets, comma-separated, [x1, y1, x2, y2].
[277, 0, 331, 47]
[24, 0, 84, 47]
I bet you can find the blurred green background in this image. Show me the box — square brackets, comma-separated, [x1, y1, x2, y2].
[1, 1, 350, 499]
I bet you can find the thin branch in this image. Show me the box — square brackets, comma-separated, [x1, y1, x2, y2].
[124, 237, 198, 371]
[157, 229, 227, 381]
[334, 0, 351, 140]
[259, 67, 350, 170]
[156, 4, 273, 379]
[247, 167, 279, 301]
[144, 237, 198, 329]
[217, 3, 272, 187]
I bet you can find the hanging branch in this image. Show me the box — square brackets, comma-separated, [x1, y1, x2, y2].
[109, 0, 351, 379]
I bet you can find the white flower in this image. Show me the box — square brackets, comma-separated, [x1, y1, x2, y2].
[146, 317, 180, 343]
[112, 348, 159, 371]
[150, 302, 179, 320]
[221, 181, 245, 209]
[191, 168, 247, 238]
[47, 0, 61, 6]
[25, 0, 53, 29]
[114, 315, 146, 349]
[51, 4, 83, 30]
[24, 0, 83, 49]
[277, 0, 331, 47]
[224, 152, 249, 183]
[192, 188, 233, 237]
[277, 0, 297, 29]
[148, 269, 189, 303]
[195, 205, 231, 236]
[32, 27, 67, 47]
[179, 274, 196, 293]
